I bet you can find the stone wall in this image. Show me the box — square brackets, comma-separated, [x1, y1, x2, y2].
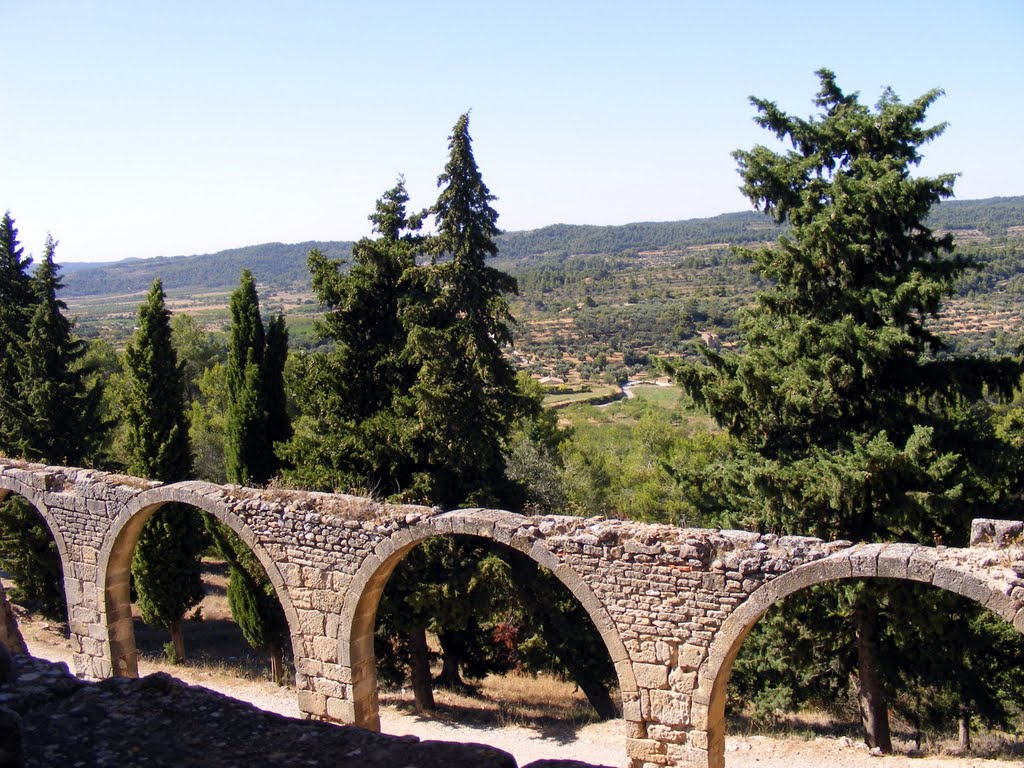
[2, 459, 1022, 768]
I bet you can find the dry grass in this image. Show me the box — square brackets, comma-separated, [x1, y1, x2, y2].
[380, 671, 607, 729]
[727, 705, 1024, 760]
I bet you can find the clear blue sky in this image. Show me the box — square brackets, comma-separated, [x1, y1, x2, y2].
[3, 1, 1022, 263]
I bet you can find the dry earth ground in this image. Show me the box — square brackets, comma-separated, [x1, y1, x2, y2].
[6, 564, 1024, 768]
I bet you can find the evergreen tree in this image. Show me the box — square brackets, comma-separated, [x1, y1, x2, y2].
[403, 113, 525, 508]
[204, 518, 289, 683]
[13, 237, 106, 465]
[0, 495, 66, 619]
[123, 279, 204, 662]
[263, 312, 291, 477]
[221, 271, 291, 675]
[282, 179, 421, 494]
[225, 269, 270, 486]
[668, 70, 1024, 750]
[123, 280, 192, 480]
[0, 234, 105, 621]
[0, 212, 35, 454]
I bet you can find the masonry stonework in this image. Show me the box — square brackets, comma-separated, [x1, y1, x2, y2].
[2, 459, 1022, 768]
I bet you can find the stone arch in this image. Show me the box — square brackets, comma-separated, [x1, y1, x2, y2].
[338, 508, 639, 731]
[98, 481, 302, 678]
[694, 543, 1024, 768]
[0, 474, 75, 618]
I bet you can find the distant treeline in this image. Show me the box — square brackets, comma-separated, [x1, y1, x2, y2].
[63, 241, 352, 297]
[61, 196, 1024, 299]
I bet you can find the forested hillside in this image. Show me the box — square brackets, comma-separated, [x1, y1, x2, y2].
[64, 241, 352, 297]
[61, 196, 1024, 295]
[61, 196, 1024, 375]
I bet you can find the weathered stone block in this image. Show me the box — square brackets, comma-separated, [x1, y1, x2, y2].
[678, 643, 704, 670]
[626, 738, 667, 763]
[326, 695, 355, 722]
[633, 662, 670, 690]
[296, 609, 325, 636]
[932, 562, 966, 594]
[876, 543, 916, 579]
[312, 635, 338, 663]
[971, 518, 1024, 548]
[908, 548, 938, 582]
[296, 689, 327, 717]
[848, 544, 883, 578]
[667, 742, 710, 767]
[649, 690, 690, 726]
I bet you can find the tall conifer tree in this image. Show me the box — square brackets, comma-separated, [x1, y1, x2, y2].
[218, 270, 291, 678]
[263, 312, 291, 477]
[14, 237, 105, 465]
[124, 279, 204, 662]
[282, 179, 421, 493]
[0, 233, 105, 620]
[403, 112, 524, 508]
[0, 212, 36, 454]
[669, 70, 1024, 750]
[225, 269, 270, 486]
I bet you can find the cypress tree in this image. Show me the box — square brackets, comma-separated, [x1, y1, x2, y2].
[263, 312, 291, 477]
[0, 212, 35, 454]
[224, 269, 270, 486]
[204, 519, 289, 683]
[123, 279, 192, 480]
[124, 279, 204, 662]
[220, 271, 291, 678]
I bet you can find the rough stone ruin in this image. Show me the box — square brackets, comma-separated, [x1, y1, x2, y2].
[1, 460, 1022, 768]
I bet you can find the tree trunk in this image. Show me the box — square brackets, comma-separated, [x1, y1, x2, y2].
[168, 621, 186, 663]
[853, 594, 892, 753]
[436, 631, 470, 692]
[269, 642, 286, 686]
[408, 625, 435, 712]
[575, 673, 618, 721]
[958, 704, 971, 751]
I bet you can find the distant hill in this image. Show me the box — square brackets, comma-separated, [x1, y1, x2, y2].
[62, 241, 352, 297]
[60, 196, 1024, 299]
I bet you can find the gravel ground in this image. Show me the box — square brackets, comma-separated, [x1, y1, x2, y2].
[17, 626, 1023, 768]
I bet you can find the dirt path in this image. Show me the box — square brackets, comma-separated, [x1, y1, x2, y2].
[15, 623, 1022, 768]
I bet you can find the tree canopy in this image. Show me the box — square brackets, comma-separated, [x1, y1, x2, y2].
[667, 69, 1024, 751]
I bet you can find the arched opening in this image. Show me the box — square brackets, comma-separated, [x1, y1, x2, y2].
[341, 513, 637, 766]
[0, 485, 73, 627]
[699, 555, 1024, 768]
[101, 484, 301, 691]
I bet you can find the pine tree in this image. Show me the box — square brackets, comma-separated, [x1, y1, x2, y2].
[403, 113, 525, 508]
[668, 70, 1024, 750]
[124, 279, 204, 662]
[225, 269, 270, 486]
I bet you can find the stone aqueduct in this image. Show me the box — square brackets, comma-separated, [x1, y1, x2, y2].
[1, 459, 1023, 768]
